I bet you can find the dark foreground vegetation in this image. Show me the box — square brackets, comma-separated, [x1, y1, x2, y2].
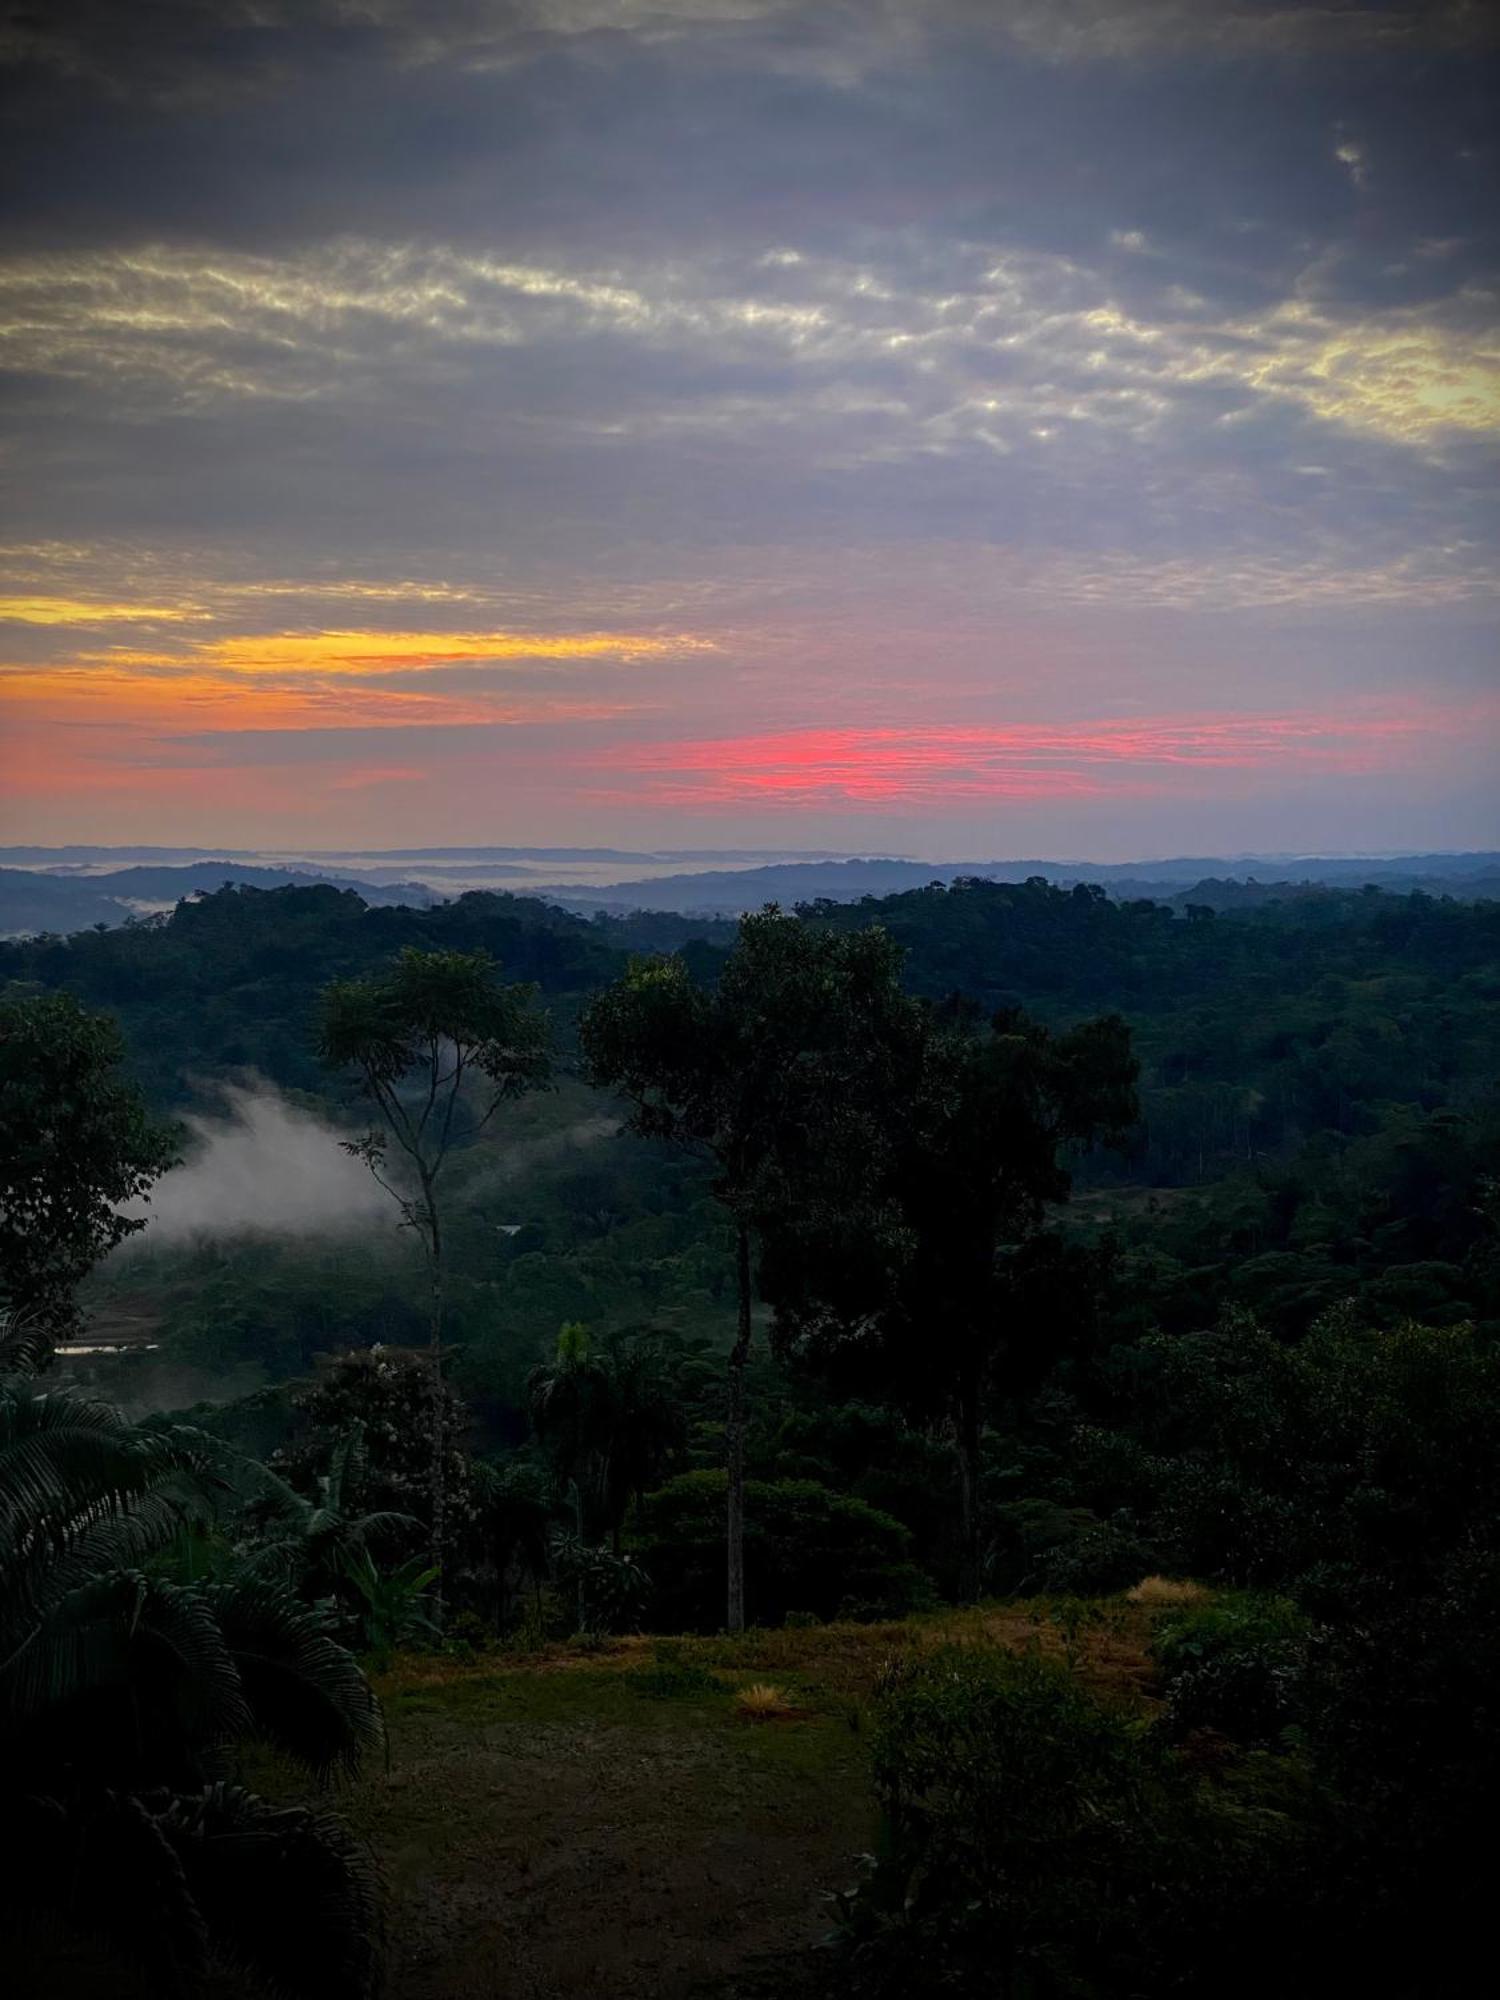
[2, 873, 1497, 1996]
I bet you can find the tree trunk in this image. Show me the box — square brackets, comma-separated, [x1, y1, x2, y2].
[424, 1184, 447, 1627]
[726, 1218, 753, 1633]
[956, 1357, 982, 1604]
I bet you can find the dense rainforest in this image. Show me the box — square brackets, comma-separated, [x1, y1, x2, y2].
[2, 875, 1497, 1997]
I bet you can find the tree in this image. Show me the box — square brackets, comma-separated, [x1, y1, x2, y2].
[770, 1004, 1137, 1596]
[0, 991, 177, 1344]
[240, 1419, 421, 1612]
[581, 909, 925, 1630]
[0, 1359, 384, 1997]
[275, 1345, 476, 1554]
[318, 947, 550, 1599]
[528, 1321, 686, 1552]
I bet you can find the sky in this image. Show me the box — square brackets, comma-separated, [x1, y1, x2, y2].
[0, 0, 1496, 860]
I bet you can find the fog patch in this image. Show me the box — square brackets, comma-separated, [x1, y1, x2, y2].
[124, 1082, 393, 1246]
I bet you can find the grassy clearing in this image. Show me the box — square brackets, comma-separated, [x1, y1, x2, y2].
[355, 1597, 1160, 1999]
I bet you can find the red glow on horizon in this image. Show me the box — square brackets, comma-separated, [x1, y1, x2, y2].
[588, 710, 1456, 809]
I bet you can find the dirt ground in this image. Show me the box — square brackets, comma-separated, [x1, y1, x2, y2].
[18, 1604, 1159, 2000]
[355, 1604, 1158, 2000]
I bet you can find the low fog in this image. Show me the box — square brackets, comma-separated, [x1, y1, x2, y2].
[123, 1083, 392, 1246]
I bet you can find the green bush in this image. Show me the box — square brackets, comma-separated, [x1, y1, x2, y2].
[1152, 1592, 1309, 1744]
[986, 1498, 1155, 1596]
[638, 1470, 930, 1630]
[833, 1645, 1306, 1997]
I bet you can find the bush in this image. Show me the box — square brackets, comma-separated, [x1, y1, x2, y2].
[833, 1645, 1306, 1997]
[638, 1470, 930, 1630]
[1152, 1592, 1309, 1744]
[986, 1498, 1155, 1596]
[1040, 1519, 1156, 1596]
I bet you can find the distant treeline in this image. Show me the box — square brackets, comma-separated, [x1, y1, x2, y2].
[4, 879, 1497, 1185]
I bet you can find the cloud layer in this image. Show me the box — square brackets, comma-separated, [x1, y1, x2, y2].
[1, 0, 1495, 854]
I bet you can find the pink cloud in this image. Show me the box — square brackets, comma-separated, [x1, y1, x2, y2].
[584, 708, 1469, 810]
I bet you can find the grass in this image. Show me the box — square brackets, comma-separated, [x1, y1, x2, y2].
[1127, 1574, 1210, 1608]
[734, 1681, 799, 1721]
[350, 1595, 1163, 1998]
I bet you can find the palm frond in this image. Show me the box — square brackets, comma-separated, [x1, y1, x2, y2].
[4, 1786, 212, 1998]
[205, 1577, 384, 1779]
[0, 1387, 207, 1655]
[159, 1781, 384, 2000]
[3, 1572, 249, 1786]
[0, 1311, 55, 1377]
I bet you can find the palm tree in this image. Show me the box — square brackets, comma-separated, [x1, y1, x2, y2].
[0, 1364, 385, 1999]
[240, 1419, 422, 1607]
[529, 1323, 686, 1553]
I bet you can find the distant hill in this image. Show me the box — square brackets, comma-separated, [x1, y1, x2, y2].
[3, 847, 1497, 938]
[0, 862, 434, 938]
[540, 853, 1500, 915]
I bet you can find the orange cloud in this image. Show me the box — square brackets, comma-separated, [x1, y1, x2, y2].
[0, 614, 711, 753]
[0, 595, 205, 626]
[0, 665, 642, 735]
[85, 626, 712, 675]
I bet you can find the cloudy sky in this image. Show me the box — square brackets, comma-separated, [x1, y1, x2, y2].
[1, 0, 1495, 858]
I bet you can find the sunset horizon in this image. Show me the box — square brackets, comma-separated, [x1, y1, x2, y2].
[2, 1, 1495, 855]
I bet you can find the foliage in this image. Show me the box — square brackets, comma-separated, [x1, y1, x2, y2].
[1034, 1516, 1156, 1597]
[0, 991, 176, 1339]
[548, 1529, 651, 1635]
[734, 1680, 795, 1719]
[319, 944, 551, 1593]
[833, 1645, 1304, 1998]
[581, 907, 929, 1630]
[1151, 1592, 1310, 1744]
[529, 1320, 688, 1545]
[639, 1469, 929, 1630]
[276, 1344, 476, 1553]
[0, 1372, 383, 1997]
[767, 999, 1137, 1592]
[339, 1548, 442, 1661]
[239, 1418, 422, 1620]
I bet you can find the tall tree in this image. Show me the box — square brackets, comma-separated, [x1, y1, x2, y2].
[580, 908, 924, 1630]
[0, 991, 177, 1348]
[318, 947, 550, 1597]
[529, 1322, 686, 1552]
[769, 1004, 1138, 1597]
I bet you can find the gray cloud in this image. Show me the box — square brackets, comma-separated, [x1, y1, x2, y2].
[2, 0, 1495, 854]
[120, 1081, 392, 1244]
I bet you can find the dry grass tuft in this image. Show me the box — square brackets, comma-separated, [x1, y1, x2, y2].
[1127, 1576, 1208, 1607]
[734, 1681, 798, 1721]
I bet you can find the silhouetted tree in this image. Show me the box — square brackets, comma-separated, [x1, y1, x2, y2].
[581, 909, 925, 1630]
[0, 991, 176, 1347]
[318, 947, 550, 1603]
[770, 1005, 1137, 1595]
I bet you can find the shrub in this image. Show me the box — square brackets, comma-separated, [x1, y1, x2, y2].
[1040, 1518, 1156, 1596]
[549, 1532, 650, 1634]
[638, 1470, 929, 1630]
[1152, 1592, 1310, 1744]
[833, 1646, 1304, 1997]
[986, 1498, 1155, 1596]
